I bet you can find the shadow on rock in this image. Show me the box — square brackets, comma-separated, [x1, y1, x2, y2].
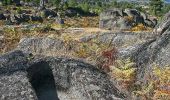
[27, 61, 59, 100]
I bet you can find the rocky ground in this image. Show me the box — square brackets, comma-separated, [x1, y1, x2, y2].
[0, 4, 170, 100]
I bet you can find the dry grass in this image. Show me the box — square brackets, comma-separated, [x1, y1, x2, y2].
[131, 24, 153, 32]
[64, 16, 99, 28]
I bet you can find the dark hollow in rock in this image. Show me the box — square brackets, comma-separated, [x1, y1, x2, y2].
[27, 61, 59, 100]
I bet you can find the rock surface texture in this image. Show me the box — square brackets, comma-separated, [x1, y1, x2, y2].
[16, 37, 65, 55]
[16, 31, 154, 57]
[0, 50, 126, 100]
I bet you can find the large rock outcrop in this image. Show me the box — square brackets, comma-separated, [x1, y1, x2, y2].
[0, 50, 126, 100]
[16, 31, 154, 57]
[99, 8, 157, 30]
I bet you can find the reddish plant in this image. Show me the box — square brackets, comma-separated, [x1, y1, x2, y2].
[101, 47, 118, 72]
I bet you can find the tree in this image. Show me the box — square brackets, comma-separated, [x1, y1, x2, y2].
[34, 0, 40, 4]
[149, 0, 164, 16]
[110, 0, 118, 8]
[2, 0, 12, 5]
[68, 0, 77, 7]
[162, 4, 170, 15]
[79, 2, 90, 12]
[50, 0, 61, 9]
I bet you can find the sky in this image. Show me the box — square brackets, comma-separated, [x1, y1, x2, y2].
[165, 0, 170, 3]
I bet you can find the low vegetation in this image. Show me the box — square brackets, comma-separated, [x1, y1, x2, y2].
[131, 24, 153, 32]
[65, 37, 117, 71]
[108, 59, 170, 100]
[109, 59, 137, 90]
[132, 64, 170, 100]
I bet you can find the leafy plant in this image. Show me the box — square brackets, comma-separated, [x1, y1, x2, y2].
[100, 47, 117, 71]
[68, 0, 77, 7]
[109, 58, 137, 90]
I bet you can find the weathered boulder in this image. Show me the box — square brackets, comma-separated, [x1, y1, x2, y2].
[99, 8, 157, 30]
[100, 8, 124, 19]
[0, 50, 126, 100]
[99, 8, 124, 29]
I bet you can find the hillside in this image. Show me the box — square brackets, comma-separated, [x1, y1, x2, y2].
[0, 0, 170, 100]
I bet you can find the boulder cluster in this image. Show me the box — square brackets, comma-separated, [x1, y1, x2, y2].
[0, 8, 59, 24]
[10, 14, 43, 24]
[99, 8, 157, 30]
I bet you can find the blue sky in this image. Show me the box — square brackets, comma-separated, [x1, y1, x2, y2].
[165, 0, 170, 3]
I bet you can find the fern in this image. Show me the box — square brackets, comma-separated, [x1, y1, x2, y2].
[110, 58, 137, 90]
